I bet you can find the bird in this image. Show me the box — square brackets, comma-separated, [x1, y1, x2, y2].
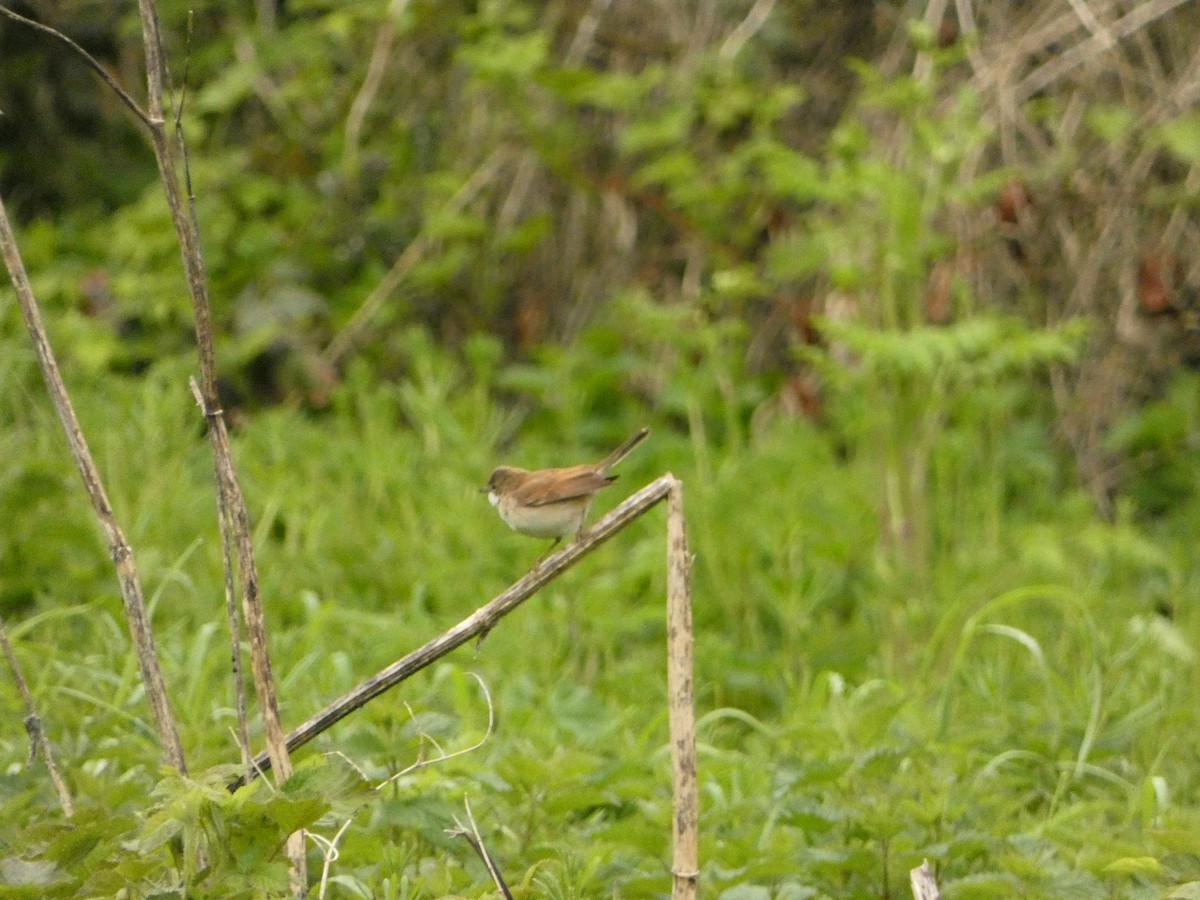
[483, 428, 649, 564]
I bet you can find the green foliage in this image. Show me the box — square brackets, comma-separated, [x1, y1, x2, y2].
[2, 330, 1200, 894]
[501, 287, 761, 448]
[4, 3, 1200, 897]
[753, 68, 1092, 577]
[809, 314, 1088, 575]
[1106, 374, 1200, 521]
[0, 758, 371, 896]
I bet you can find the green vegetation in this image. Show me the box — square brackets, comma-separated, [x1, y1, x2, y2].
[3, 1, 1200, 897]
[3, 317, 1200, 897]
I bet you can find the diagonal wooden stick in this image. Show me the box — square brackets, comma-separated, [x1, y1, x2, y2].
[0, 192, 188, 773]
[230, 474, 676, 790]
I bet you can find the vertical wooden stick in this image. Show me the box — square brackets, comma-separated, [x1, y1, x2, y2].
[135, 1, 303, 888]
[666, 476, 698, 899]
[188, 380, 256, 783]
[910, 859, 942, 899]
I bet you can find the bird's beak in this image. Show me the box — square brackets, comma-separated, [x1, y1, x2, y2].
[478, 486, 490, 494]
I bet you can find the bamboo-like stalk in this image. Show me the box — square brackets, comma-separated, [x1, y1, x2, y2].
[666, 478, 698, 899]
[0, 193, 188, 774]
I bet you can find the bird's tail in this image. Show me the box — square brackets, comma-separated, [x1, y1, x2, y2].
[596, 427, 650, 474]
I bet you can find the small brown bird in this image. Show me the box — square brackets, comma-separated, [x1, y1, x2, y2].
[483, 428, 649, 562]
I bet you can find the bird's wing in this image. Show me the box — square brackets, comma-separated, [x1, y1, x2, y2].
[516, 466, 616, 506]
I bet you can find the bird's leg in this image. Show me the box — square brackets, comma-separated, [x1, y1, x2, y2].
[532, 537, 562, 571]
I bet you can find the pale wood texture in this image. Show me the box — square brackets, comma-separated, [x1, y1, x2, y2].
[667, 478, 698, 899]
[910, 859, 942, 900]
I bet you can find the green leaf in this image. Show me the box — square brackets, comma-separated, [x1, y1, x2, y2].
[1085, 104, 1136, 144]
[1102, 856, 1162, 877]
[1154, 114, 1200, 163]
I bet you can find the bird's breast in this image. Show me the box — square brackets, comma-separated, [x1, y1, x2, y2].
[498, 495, 591, 538]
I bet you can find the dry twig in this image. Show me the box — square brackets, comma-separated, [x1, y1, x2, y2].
[189, 378, 253, 776]
[0, 5, 152, 128]
[0, 618, 74, 817]
[179, 17, 254, 783]
[5, 1, 301, 883]
[378, 673, 495, 790]
[313, 674, 495, 898]
[719, 0, 777, 60]
[1014, 0, 1195, 101]
[341, 0, 411, 174]
[0, 191, 188, 773]
[447, 797, 513, 899]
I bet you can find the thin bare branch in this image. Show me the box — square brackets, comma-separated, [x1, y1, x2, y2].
[176, 25, 254, 784]
[0, 5, 153, 128]
[189, 381, 305, 886]
[718, 0, 776, 60]
[0, 191, 187, 773]
[952, 0, 976, 37]
[565, 0, 614, 66]
[447, 797, 513, 900]
[342, 0, 410, 174]
[1063, 0, 1115, 47]
[912, 0, 950, 81]
[1015, 0, 1195, 101]
[190, 379, 253, 776]
[313, 674, 494, 898]
[379, 673, 495, 789]
[0, 618, 74, 817]
[134, 0, 303, 887]
[1008, 0, 1122, 61]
